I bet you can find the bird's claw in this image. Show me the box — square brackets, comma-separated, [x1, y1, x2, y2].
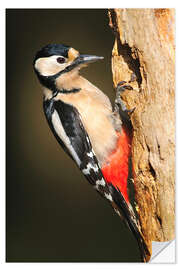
[115, 81, 135, 115]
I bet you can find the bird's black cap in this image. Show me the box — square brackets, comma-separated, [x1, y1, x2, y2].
[34, 44, 70, 64]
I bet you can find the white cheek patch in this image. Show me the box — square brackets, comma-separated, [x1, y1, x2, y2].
[52, 109, 81, 166]
[35, 56, 66, 76]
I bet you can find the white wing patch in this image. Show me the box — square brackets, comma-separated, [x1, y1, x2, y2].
[82, 161, 99, 175]
[104, 192, 113, 202]
[87, 152, 94, 158]
[96, 178, 106, 187]
[52, 109, 81, 166]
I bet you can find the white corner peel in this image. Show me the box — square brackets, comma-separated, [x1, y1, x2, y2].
[150, 240, 175, 263]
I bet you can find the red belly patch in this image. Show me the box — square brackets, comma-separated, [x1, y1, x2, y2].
[101, 128, 131, 203]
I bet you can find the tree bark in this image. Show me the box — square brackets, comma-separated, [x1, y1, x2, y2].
[108, 8, 175, 259]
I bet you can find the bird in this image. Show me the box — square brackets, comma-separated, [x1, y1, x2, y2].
[33, 43, 149, 262]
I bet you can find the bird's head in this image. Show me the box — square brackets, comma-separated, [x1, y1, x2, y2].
[33, 44, 104, 92]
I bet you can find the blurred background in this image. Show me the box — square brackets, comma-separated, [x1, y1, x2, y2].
[6, 9, 141, 262]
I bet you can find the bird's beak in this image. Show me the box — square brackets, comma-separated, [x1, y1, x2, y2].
[78, 54, 104, 64]
[73, 54, 104, 67]
[65, 54, 104, 73]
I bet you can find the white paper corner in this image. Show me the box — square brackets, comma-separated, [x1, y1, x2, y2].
[150, 240, 175, 263]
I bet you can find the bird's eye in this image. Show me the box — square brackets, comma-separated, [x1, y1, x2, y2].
[57, 57, 65, 64]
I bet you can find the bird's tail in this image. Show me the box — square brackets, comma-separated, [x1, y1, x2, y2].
[126, 212, 151, 262]
[108, 184, 151, 262]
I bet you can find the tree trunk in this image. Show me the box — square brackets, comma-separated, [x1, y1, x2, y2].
[108, 8, 175, 259]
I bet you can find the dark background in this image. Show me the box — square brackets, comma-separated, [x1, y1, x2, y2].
[6, 9, 141, 262]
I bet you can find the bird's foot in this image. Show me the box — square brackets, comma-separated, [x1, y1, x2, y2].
[115, 80, 135, 115]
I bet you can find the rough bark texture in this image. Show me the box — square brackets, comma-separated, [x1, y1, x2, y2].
[108, 8, 175, 259]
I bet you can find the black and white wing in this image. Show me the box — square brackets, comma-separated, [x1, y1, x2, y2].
[43, 97, 112, 197]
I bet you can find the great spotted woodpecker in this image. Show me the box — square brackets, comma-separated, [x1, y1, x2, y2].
[33, 44, 149, 261]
